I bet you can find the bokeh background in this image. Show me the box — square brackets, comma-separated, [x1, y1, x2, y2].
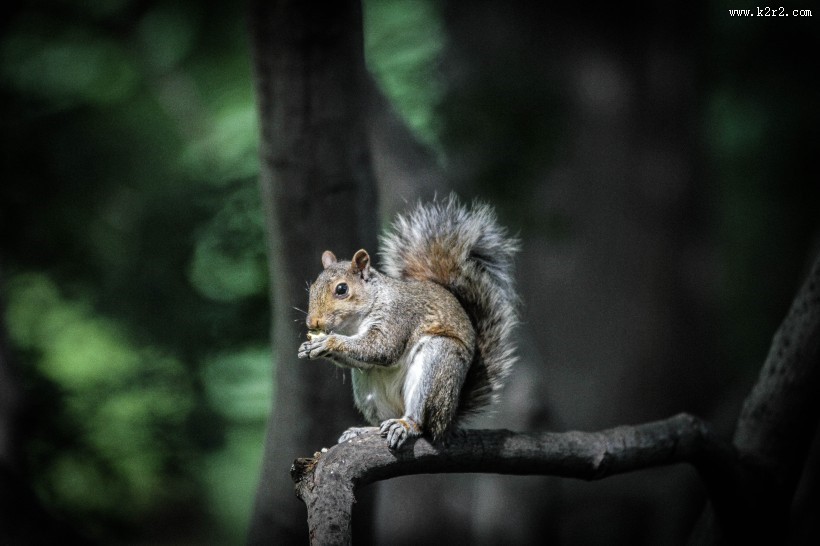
[1, 0, 817, 544]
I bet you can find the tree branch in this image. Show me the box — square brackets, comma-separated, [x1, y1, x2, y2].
[292, 414, 734, 546]
[290, 253, 820, 545]
[699, 252, 820, 543]
[733, 253, 820, 493]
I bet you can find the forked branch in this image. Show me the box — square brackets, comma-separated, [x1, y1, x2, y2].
[292, 414, 735, 545]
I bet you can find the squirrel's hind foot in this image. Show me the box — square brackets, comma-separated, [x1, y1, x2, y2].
[379, 417, 422, 450]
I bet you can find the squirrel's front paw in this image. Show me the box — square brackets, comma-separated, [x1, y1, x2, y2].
[298, 337, 331, 360]
[379, 417, 422, 450]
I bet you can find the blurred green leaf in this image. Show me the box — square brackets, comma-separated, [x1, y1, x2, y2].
[1, 20, 138, 109]
[188, 185, 267, 302]
[198, 426, 266, 541]
[4, 273, 61, 349]
[5, 272, 198, 523]
[0, 0, 267, 541]
[178, 101, 259, 185]
[201, 347, 273, 422]
[137, 3, 201, 73]
[46, 454, 111, 514]
[363, 0, 445, 151]
[707, 89, 767, 158]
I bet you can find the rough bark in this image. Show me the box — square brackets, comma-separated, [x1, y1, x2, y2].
[733, 253, 820, 491]
[708, 252, 820, 543]
[292, 415, 734, 546]
[246, 0, 378, 543]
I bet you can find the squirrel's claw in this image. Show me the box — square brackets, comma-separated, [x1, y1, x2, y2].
[297, 341, 313, 359]
[298, 338, 330, 360]
[379, 417, 421, 450]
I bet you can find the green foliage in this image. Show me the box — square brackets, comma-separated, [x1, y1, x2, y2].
[1, 18, 139, 109]
[197, 426, 268, 540]
[188, 186, 268, 302]
[0, 0, 269, 542]
[363, 0, 445, 153]
[136, 3, 201, 73]
[201, 347, 273, 422]
[0, 4, 441, 539]
[6, 273, 196, 525]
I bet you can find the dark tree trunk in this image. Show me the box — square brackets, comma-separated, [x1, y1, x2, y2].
[246, 1, 378, 543]
[694, 252, 820, 544]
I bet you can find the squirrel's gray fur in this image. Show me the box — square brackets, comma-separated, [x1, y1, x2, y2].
[298, 195, 518, 449]
[379, 195, 520, 414]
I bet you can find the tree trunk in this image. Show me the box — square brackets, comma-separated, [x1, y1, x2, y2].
[246, 1, 378, 543]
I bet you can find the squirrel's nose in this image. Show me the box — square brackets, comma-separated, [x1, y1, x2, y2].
[307, 315, 322, 330]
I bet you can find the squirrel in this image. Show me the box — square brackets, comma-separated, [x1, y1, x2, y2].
[297, 195, 519, 450]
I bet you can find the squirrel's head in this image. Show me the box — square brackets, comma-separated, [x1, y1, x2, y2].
[305, 249, 377, 335]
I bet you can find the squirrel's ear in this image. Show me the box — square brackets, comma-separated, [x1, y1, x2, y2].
[351, 249, 371, 280]
[321, 251, 337, 269]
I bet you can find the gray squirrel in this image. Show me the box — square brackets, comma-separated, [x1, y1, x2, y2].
[297, 196, 519, 449]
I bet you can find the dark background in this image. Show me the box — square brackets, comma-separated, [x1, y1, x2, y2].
[1, 0, 818, 544]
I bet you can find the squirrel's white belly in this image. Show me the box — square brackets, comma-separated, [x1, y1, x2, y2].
[351, 336, 431, 424]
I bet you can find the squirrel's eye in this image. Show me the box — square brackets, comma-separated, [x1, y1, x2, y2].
[334, 283, 349, 297]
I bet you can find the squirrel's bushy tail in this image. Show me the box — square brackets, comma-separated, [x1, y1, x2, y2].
[380, 195, 519, 414]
